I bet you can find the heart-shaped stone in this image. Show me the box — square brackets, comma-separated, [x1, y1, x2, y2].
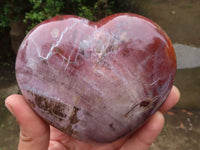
[16, 13, 176, 143]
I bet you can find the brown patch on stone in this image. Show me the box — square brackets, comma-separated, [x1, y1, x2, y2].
[54, 47, 63, 54]
[140, 100, 150, 107]
[27, 90, 67, 121]
[65, 106, 80, 136]
[109, 123, 115, 131]
[69, 106, 80, 124]
[58, 17, 64, 20]
[84, 110, 92, 117]
[121, 48, 130, 57]
[124, 104, 138, 118]
[27, 99, 36, 108]
[65, 124, 73, 136]
[124, 100, 152, 118]
[52, 102, 67, 118]
[96, 58, 112, 71]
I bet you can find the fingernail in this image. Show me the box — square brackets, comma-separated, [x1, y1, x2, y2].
[156, 111, 164, 119]
[173, 85, 181, 99]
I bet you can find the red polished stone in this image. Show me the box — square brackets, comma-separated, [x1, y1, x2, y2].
[15, 13, 176, 143]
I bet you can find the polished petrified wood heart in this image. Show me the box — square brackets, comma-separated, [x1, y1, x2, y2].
[16, 13, 176, 143]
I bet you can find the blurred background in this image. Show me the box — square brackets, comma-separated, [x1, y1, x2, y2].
[0, 0, 199, 149]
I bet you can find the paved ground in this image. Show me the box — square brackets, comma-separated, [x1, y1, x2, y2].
[146, 0, 200, 47]
[151, 109, 200, 150]
[174, 44, 200, 69]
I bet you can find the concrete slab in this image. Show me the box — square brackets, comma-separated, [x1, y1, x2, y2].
[174, 43, 200, 69]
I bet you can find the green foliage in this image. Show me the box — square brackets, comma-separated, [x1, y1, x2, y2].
[23, 0, 117, 31]
[24, 0, 65, 30]
[0, 0, 30, 32]
[0, 2, 9, 28]
[0, 0, 148, 32]
[78, 5, 94, 20]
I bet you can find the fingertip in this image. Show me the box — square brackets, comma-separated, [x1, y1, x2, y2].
[139, 111, 164, 136]
[151, 111, 165, 129]
[120, 111, 165, 150]
[137, 111, 165, 144]
[5, 94, 24, 116]
[5, 94, 49, 134]
[172, 85, 181, 102]
[5, 94, 34, 122]
[159, 85, 181, 114]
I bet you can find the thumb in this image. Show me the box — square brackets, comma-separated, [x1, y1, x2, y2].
[120, 111, 164, 150]
[5, 94, 50, 150]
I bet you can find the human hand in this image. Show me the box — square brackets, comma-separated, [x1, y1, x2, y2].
[5, 85, 180, 150]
